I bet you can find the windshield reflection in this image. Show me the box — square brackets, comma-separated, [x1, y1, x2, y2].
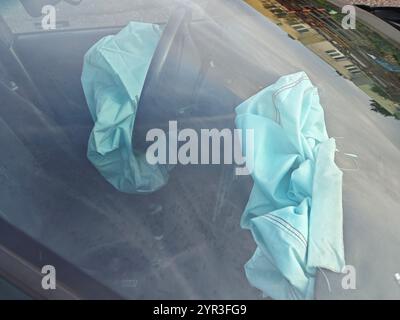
[246, 0, 400, 120]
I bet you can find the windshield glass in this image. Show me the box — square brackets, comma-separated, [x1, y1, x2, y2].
[0, 0, 179, 32]
[0, 0, 399, 300]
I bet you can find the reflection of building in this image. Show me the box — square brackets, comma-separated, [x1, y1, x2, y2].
[249, 0, 367, 80]
[245, 0, 400, 118]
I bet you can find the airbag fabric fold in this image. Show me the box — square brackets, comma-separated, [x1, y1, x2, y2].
[82, 22, 169, 193]
[235, 71, 345, 300]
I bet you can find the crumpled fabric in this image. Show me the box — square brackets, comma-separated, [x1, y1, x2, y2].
[82, 22, 169, 193]
[235, 71, 345, 300]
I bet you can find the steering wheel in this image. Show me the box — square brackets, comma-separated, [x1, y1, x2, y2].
[138, 7, 192, 109]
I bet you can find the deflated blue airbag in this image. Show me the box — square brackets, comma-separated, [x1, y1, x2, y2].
[235, 71, 345, 300]
[82, 22, 169, 193]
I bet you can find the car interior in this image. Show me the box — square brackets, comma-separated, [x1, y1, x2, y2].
[1, 0, 400, 300]
[0, 0, 264, 299]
